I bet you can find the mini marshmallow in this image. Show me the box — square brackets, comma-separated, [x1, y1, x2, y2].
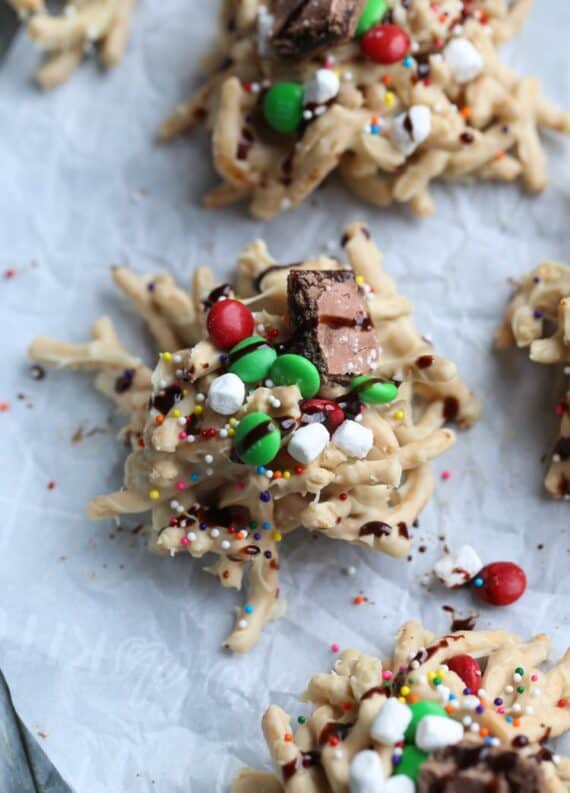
[370, 699, 412, 745]
[391, 105, 431, 156]
[332, 420, 373, 458]
[207, 373, 245, 416]
[415, 715, 464, 752]
[385, 776, 415, 793]
[434, 545, 483, 589]
[350, 750, 384, 793]
[443, 38, 483, 84]
[288, 423, 330, 464]
[304, 69, 340, 106]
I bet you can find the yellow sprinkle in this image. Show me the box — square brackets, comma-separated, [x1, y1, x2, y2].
[355, 275, 365, 286]
[272, 532, 283, 542]
[427, 671, 436, 681]
[398, 697, 406, 704]
[193, 405, 203, 415]
[148, 489, 160, 501]
[161, 352, 172, 362]
[400, 686, 410, 697]
[182, 389, 188, 397]
[229, 418, 238, 426]
[283, 471, 291, 480]
[384, 91, 395, 107]
[228, 429, 236, 437]
[394, 410, 404, 420]
[172, 409, 181, 418]
[437, 669, 446, 678]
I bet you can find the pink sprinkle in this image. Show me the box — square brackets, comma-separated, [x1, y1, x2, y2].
[383, 670, 393, 681]
[497, 707, 505, 714]
[441, 470, 451, 481]
[178, 432, 187, 440]
[331, 643, 340, 653]
[180, 537, 189, 546]
[176, 481, 186, 491]
[531, 674, 539, 682]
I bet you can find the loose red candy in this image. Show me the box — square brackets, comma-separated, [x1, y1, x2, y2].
[474, 562, 527, 606]
[361, 24, 411, 64]
[207, 299, 254, 350]
[300, 399, 345, 432]
[448, 654, 482, 693]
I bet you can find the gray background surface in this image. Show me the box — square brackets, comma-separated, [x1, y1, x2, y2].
[0, 2, 569, 791]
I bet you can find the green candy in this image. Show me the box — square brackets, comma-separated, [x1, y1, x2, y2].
[404, 701, 449, 743]
[351, 375, 399, 405]
[263, 82, 304, 135]
[232, 412, 281, 466]
[270, 354, 320, 399]
[228, 336, 277, 384]
[355, 0, 389, 36]
[394, 745, 429, 782]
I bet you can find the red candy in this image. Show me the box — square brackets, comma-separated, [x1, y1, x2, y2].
[207, 299, 254, 350]
[361, 24, 411, 64]
[448, 654, 482, 693]
[474, 562, 527, 606]
[300, 399, 345, 432]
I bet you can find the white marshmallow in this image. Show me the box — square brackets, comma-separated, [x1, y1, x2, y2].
[385, 776, 415, 793]
[415, 715, 464, 752]
[443, 38, 483, 84]
[350, 750, 385, 793]
[287, 423, 330, 464]
[391, 105, 431, 156]
[304, 69, 340, 106]
[370, 699, 412, 745]
[332, 420, 373, 458]
[207, 373, 245, 416]
[434, 545, 483, 589]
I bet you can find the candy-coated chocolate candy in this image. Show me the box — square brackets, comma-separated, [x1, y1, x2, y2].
[361, 24, 411, 64]
[404, 701, 448, 743]
[350, 375, 399, 404]
[447, 655, 482, 693]
[473, 562, 527, 606]
[263, 82, 304, 134]
[270, 354, 320, 399]
[300, 398, 345, 431]
[232, 412, 281, 466]
[207, 299, 254, 350]
[394, 745, 429, 782]
[356, 0, 388, 37]
[228, 336, 278, 384]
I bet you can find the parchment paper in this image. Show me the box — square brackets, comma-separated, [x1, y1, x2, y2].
[0, 2, 569, 791]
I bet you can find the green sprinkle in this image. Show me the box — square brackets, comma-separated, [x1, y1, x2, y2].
[515, 667, 525, 676]
[297, 716, 306, 724]
[250, 521, 258, 529]
[516, 686, 525, 694]
[433, 677, 442, 686]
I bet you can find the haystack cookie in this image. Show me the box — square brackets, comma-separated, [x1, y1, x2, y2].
[496, 261, 570, 500]
[4, 0, 135, 89]
[159, 0, 570, 219]
[232, 620, 570, 792]
[29, 222, 480, 652]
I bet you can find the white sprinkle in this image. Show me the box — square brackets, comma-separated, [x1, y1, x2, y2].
[177, 417, 186, 426]
[205, 454, 214, 464]
[257, 324, 266, 334]
[187, 532, 196, 541]
[186, 435, 196, 443]
[469, 723, 480, 733]
[265, 379, 274, 388]
[512, 704, 522, 713]
[525, 705, 534, 715]
[170, 500, 180, 510]
[265, 470, 274, 479]
[238, 619, 248, 630]
[210, 529, 220, 539]
[219, 429, 228, 438]
[206, 468, 214, 476]
[221, 540, 231, 550]
[159, 379, 168, 389]
[462, 716, 473, 727]
[173, 355, 182, 364]
[505, 685, 514, 694]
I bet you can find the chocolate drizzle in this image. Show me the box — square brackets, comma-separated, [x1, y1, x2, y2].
[411, 634, 463, 665]
[319, 721, 353, 745]
[553, 437, 570, 461]
[443, 396, 460, 422]
[253, 262, 298, 293]
[227, 338, 270, 365]
[202, 283, 233, 309]
[234, 419, 276, 458]
[115, 368, 135, 394]
[151, 384, 183, 415]
[360, 521, 392, 538]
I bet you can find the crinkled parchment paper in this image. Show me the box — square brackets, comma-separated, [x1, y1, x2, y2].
[0, 2, 569, 791]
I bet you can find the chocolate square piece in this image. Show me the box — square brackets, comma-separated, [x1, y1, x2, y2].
[270, 0, 366, 60]
[287, 269, 379, 382]
[418, 743, 545, 793]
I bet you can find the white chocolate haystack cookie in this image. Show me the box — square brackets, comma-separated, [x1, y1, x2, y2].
[232, 620, 570, 793]
[496, 261, 570, 500]
[29, 223, 480, 652]
[4, 0, 135, 89]
[159, 0, 570, 219]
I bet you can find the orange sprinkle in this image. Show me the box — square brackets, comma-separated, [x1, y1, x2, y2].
[459, 106, 471, 119]
[445, 705, 454, 715]
[0, 402, 10, 412]
[155, 415, 164, 425]
[382, 75, 393, 86]
[408, 695, 420, 704]
[513, 719, 521, 728]
[353, 595, 365, 605]
[495, 150, 506, 160]
[370, 115, 381, 125]
[237, 531, 246, 541]
[274, 471, 283, 479]
[480, 728, 489, 738]
[284, 733, 293, 742]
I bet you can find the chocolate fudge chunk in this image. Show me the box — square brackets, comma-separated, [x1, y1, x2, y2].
[287, 269, 379, 382]
[418, 742, 545, 793]
[270, 0, 366, 59]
